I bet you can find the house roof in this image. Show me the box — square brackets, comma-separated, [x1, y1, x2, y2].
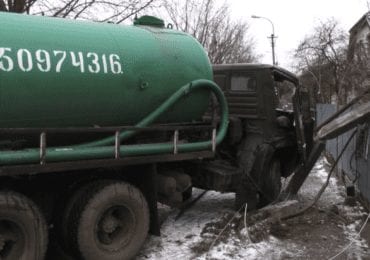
[348, 12, 370, 60]
[349, 11, 370, 34]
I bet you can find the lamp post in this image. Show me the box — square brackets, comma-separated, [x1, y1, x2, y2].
[251, 15, 277, 66]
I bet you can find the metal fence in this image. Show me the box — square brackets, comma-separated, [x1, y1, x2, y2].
[316, 104, 370, 205]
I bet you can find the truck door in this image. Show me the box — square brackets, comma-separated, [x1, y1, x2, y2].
[292, 87, 314, 160]
[272, 69, 313, 163]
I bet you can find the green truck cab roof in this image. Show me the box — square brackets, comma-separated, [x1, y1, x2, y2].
[213, 63, 299, 85]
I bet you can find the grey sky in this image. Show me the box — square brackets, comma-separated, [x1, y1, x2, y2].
[230, 0, 368, 69]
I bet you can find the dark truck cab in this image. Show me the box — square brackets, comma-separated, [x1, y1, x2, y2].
[189, 64, 313, 209]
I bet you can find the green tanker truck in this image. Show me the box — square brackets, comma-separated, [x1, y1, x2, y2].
[0, 12, 312, 260]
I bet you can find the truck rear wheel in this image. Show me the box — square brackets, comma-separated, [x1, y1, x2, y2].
[0, 191, 48, 260]
[67, 181, 149, 260]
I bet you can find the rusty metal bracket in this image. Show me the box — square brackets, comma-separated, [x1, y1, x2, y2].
[212, 128, 217, 152]
[40, 132, 46, 165]
[173, 130, 179, 154]
[115, 130, 120, 159]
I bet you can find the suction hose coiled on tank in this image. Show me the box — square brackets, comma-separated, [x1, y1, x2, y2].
[0, 79, 229, 165]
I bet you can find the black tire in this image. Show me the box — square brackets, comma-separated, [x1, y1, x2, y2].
[68, 181, 150, 260]
[234, 179, 258, 211]
[238, 144, 282, 209]
[57, 182, 94, 255]
[258, 157, 282, 207]
[0, 191, 48, 260]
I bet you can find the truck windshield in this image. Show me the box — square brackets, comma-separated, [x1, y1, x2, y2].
[274, 79, 296, 112]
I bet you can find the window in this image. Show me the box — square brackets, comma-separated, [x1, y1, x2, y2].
[274, 80, 295, 111]
[230, 74, 256, 92]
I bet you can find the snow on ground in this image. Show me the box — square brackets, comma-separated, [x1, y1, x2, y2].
[137, 188, 299, 260]
[137, 158, 370, 259]
[298, 157, 344, 206]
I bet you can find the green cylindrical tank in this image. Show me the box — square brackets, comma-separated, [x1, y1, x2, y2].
[0, 13, 211, 127]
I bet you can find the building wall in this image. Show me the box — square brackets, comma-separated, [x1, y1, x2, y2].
[316, 104, 370, 204]
[354, 25, 370, 44]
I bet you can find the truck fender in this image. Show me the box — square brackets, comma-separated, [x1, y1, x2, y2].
[237, 135, 263, 176]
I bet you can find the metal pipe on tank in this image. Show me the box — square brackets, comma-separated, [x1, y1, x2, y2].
[0, 79, 229, 165]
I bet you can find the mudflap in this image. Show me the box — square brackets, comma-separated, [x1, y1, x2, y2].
[139, 164, 160, 236]
[235, 137, 261, 211]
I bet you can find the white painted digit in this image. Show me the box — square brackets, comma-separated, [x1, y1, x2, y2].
[87, 52, 100, 73]
[0, 48, 14, 72]
[101, 54, 108, 73]
[53, 50, 66, 73]
[109, 54, 122, 74]
[36, 50, 51, 72]
[70, 52, 85, 73]
[17, 49, 33, 72]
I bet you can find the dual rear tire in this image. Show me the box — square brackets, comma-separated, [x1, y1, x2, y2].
[61, 181, 150, 260]
[0, 181, 150, 260]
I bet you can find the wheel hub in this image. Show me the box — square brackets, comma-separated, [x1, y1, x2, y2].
[97, 206, 135, 248]
[101, 215, 119, 234]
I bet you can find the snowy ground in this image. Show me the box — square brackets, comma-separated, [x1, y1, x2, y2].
[137, 158, 370, 260]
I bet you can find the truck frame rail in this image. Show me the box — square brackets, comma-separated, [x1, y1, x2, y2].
[0, 123, 217, 176]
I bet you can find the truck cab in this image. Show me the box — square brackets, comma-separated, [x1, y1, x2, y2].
[189, 64, 313, 209]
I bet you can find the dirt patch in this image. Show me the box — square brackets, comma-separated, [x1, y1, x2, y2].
[271, 207, 347, 259]
[191, 212, 240, 255]
[189, 199, 369, 259]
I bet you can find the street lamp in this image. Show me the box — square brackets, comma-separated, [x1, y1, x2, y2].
[251, 15, 277, 66]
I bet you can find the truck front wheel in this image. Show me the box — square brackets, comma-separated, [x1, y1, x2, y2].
[0, 191, 48, 260]
[68, 181, 149, 260]
[258, 158, 282, 207]
[245, 144, 282, 208]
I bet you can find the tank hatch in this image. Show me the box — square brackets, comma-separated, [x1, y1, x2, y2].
[134, 15, 165, 28]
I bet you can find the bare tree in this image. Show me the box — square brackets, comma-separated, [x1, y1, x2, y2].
[0, 0, 37, 13]
[0, 0, 157, 23]
[294, 18, 349, 104]
[161, 0, 258, 64]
